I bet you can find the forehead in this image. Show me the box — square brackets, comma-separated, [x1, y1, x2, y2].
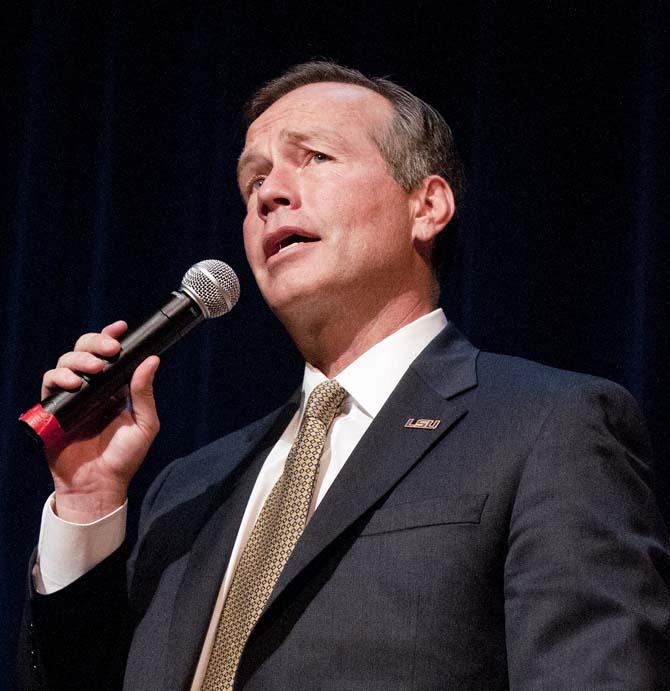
[244, 82, 394, 146]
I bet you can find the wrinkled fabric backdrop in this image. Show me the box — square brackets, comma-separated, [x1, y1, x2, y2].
[2, 1, 668, 686]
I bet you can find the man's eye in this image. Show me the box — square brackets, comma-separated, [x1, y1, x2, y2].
[311, 151, 330, 163]
[246, 176, 265, 194]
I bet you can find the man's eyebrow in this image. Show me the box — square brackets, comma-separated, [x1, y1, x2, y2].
[237, 151, 264, 182]
[281, 128, 347, 148]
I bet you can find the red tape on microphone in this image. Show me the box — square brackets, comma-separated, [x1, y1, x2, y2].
[19, 404, 66, 449]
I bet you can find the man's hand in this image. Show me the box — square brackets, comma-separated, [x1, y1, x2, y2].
[41, 320, 161, 523]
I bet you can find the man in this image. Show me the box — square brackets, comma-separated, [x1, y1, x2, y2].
[19, 62, 670, 690]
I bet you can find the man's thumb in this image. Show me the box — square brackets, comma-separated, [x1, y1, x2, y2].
[129, 356, 160, 434]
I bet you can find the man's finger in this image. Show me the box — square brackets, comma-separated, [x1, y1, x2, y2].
[128, 356, 161, 439]
[42, 368, 83, 396]
[55, 351, 106, 373]
[101, 320, 128, 338]
[73, 332, 122, 357]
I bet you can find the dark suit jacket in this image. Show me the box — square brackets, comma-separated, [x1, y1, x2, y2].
[19, 324, 670, 690]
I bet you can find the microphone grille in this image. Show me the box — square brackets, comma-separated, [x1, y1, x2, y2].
[181, 260, 240, 318]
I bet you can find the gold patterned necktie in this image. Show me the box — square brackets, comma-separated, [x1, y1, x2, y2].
[201, 379, 347, 691]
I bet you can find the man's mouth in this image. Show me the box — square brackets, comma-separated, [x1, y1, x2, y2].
[264, 228, 320, 259]
[278, 234, 318, 252]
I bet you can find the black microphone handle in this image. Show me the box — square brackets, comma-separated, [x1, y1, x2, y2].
[40, 290, 204, 436]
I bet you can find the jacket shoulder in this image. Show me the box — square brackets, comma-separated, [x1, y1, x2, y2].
[476, 350, 639, 406]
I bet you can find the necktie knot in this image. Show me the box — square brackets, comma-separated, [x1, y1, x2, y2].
[304, 379, 346, 427]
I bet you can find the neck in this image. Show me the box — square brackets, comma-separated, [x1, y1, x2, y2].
[279, 290, 437, 378]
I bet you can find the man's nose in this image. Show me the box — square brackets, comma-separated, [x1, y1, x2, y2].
[256, 168, 297, 219]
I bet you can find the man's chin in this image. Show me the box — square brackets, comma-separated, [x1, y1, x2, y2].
[265, 287, 315, 314]
[258, 270, 319, 305]
[262, 282, 333, 322]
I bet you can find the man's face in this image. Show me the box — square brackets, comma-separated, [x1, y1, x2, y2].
[238, 82, 418, 316]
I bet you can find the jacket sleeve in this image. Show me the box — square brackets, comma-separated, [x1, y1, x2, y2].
[16, 460, 179, 691]
[17, 545, 132, 691]
[504, 379, 670, 689]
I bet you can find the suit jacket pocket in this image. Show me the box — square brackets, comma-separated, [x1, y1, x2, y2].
[360, 494, 488, 536]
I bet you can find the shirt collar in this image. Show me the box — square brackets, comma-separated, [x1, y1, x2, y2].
[300, 308, 447, 419]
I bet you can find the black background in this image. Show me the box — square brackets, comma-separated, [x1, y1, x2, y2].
[2, 1, 668, 685]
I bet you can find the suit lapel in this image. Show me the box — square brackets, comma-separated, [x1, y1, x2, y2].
[267, 323, 478, 610]
[166, 397, 299, 690]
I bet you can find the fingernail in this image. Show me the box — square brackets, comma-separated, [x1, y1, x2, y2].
[103, 337, 117, 348]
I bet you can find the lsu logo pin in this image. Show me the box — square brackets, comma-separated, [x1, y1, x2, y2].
[404, 418, 441, 430]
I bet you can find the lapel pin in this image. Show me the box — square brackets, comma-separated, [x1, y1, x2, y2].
[404, 418, 441, 430]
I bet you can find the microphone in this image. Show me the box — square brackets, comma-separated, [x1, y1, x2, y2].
[19, 259, 240, 448]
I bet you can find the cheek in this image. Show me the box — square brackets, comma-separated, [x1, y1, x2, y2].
[241, 227, 252, 262]
[327, 181, 402, 233]
[242, 231, 266, 284]
[351, 193, 411, 252]
[242, 215, 260, 261]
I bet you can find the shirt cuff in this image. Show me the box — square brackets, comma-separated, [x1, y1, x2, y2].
[33, 492, 127, 594]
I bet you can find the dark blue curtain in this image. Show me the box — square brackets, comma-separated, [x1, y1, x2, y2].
[3, 1, 668, 685]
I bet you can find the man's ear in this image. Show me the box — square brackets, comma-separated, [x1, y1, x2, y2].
[411, 176, 456, 244]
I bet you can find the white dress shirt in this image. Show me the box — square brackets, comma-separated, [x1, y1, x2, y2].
[34, 308, 448, 687]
